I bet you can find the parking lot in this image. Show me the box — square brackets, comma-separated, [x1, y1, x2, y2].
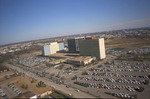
[9, 54, 82, 85]
[0, 84, 20, 98]
[70, 61, 150, 99]
[10, 54, 50, 67]
[7, 46, 150, 98]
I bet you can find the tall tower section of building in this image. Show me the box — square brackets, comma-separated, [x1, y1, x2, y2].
[49, 42, 59, 54]
[67, 37, 84, 52]
[79, 38, 106, 59]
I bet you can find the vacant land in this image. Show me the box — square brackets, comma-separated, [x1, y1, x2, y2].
[18, 51, 41, 57]
[13, 76, 53, 95]
[0, 71, 14, 79]
[0, 71, 22, 85]
[105, 38, 150, 49]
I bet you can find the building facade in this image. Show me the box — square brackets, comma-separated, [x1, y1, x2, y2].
[42, 42, 64, 56]
[42, 45, 51, 56]
[66, 56, 94, 65]
[67, 37, 84, 52]
[58, 42, 64, 51]
[49, 42, 59, 54]
[79, 38, 106, 59]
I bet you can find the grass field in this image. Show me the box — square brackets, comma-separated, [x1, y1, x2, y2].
[105, 38, 150, 49]
[18, 51, 41, 57]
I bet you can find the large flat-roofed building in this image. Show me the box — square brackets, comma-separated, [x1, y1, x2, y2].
[42, 42, 64, 56]
[66, 56, 94, 65]
[59, 42, 64, 51]
[79, 38, 106, 59]
[42, 45, 51, 56]
[50, 42, 59, 54]
[67, 37, 84, 52]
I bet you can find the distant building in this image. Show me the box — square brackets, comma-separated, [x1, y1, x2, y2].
[42, 42, 64, 56]
[85, 36, 95, 40]
[58, 42, 64, 51]
[42, 45, 51, 56]
[67, 37, 84, 52]
[79, 38, 106, 59]
[49, 42, 59, 54]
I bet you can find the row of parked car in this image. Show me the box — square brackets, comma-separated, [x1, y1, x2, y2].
[111, 92, 135, 99]
[85, 72, 149, 79]
[93, 68, 148, 72]
[12, 54, 50, 67]
[78, 76, 145, 85]
[8, 84, 22, 95]
[114, 61, 150, 70]
[104, 64, 149, 70]
[0, 88, 6, 97]
[116, 78, 145, 85]
[86, 72, 118, 77]
[96, 61, 150, 73]
[80, 82, 138, 92]
[78, 77, 115, 82]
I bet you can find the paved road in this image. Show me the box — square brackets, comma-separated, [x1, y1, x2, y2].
[4, 63, 96, 98]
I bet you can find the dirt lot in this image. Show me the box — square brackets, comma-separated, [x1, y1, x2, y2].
[13, 76, 53, 95]
[0, 71, 22, 85]
[0, 71, 14, 79]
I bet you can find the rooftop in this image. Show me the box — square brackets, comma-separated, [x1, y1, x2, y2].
[14, 91, 35, 98]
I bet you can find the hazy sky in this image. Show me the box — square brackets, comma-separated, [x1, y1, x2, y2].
[0, 0, 150, 45]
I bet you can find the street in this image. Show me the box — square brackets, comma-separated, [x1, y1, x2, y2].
[4, 63, 96, 98]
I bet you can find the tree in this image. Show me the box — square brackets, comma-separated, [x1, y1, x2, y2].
[71, 75, 77, 80]
[31, 79, 35, 83]
[21, 84, 28, 89]
[82, 71, 88, 75]
[143, 80, 149, 85]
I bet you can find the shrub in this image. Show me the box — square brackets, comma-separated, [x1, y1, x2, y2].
[143, 80, 149, 85]
[21, 84, 28, 89]
[46, 63, 54, 67]
[31, 79, 35, 83]
[148, 75, 150, 79]
[89, 68, 95, 71]
[74, 82, 89, 87]
[82, 71, 88, 75]
[36, 81, 46, 87]
[71, 76, 77, 80]
[135, 86, 144, 92]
